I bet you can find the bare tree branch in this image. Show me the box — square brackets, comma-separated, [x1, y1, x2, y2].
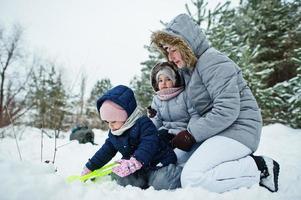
[0, 24, 27, 128]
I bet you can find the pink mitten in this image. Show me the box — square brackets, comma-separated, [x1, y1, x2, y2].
[112, 157, 142, 177]
[81, 166, 91, 176]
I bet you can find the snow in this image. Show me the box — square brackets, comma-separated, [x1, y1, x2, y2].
[0, 124, 301, 200]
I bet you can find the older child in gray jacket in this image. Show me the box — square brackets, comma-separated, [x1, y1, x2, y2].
[146, 62, 203, 190]
[148, 62, 200, 164]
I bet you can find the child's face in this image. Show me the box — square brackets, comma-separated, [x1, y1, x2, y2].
[106, 121, 125, 131]
[158, 74, 174, 90]
[163, 44, 185, 68]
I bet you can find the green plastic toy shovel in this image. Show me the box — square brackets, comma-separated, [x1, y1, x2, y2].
[66, 162, 119, 183]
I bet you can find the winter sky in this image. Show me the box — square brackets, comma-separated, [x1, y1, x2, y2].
[0, 0, 238, 93]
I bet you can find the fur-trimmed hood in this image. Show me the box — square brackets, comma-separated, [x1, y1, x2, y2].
[150, 62, 183, 92]
[151, 14, 210, 68]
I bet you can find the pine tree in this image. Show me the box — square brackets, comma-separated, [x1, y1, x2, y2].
[28, 65, 48, 128]
[199, 0, 301, 128]
[206, 2, 246, 64]
[46, 68, 67, 130]
[238, 0, 301, 127]
[28, 63, 67, 131]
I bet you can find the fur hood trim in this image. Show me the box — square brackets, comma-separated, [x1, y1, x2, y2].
[151, 31, 197, 68]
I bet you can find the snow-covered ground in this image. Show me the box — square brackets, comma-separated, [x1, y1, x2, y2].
[0, 123, 300, 200]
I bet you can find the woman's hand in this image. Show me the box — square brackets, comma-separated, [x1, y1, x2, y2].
[172, 130, 196, 151]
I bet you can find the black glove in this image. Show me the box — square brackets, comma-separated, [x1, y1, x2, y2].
[157, 129, 175, 147]
[171, 130, 196, 152]
[147, 106, 157, 118]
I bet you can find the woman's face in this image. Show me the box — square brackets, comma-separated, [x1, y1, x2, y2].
[157, 74, 174, 90]
[163, 44, 186, 68]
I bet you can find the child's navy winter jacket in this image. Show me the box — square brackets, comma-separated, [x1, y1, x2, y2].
[85, 85, 177, 171]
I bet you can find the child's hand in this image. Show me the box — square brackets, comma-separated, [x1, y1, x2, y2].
[147, 106, 157, 118]
[81, 166, 91, 176]
[112, 157, 142, 177]
[157, 129, 175, 147]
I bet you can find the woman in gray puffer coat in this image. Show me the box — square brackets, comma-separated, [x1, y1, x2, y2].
[150, 13, 280, 193]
